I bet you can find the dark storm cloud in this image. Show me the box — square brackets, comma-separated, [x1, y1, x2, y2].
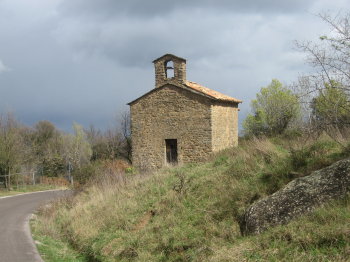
[59, 0, 314, 18]
[1, 0, 349, 132]
[54, 0, 318, 68]
[53, 12, 231, 68]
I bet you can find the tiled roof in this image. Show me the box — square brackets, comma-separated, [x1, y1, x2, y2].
[127, 81, 242, 105]
[184, 81, 242, 103]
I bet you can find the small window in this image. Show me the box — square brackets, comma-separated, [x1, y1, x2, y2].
[165, 60, 174, 79]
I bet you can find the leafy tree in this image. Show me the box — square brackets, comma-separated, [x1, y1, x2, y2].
[31, 120, 65, 177]
[0, 114, 25, 188]
[311, 81, 350, 129]
[41, 155, 66, 177]
[33, 121, 57, 145]
[243, 109, 268, 136]
[243, 79, 300, 136]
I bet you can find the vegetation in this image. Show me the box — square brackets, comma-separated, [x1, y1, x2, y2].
[0, 114, 26, 188]
[311, 81, 350, 130]
[31, 132, 350, 262]
[296, 13, 350, 92]
[243, 79, 300, 136]
[212, 195, 350, 262]
[31, 210, 88, 262]
[244, 13, 350, 138]
[295, 12, 350, 133]
[3, 10, 350, 262]
[0, 112, 131, 191]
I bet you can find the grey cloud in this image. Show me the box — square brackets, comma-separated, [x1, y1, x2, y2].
[54, 0, 343, 71]
[52, 0, 322, 70]
[1, 0, 349, 133]
[53, 11, 255, 68]
[59, 0, 315, 19]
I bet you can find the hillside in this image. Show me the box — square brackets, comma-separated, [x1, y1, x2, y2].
[31, 133, 350, 262]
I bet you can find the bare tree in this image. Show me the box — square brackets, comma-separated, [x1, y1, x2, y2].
[120, 111, 132, 162]
[296, 12, 350, 92]
[295, 12, 350, 131]
[64, 123, 92, 170]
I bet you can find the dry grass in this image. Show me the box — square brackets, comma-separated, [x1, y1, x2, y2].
[33, 134, 350, 261]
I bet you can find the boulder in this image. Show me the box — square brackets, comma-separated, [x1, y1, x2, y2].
[240, 158, 350, 235]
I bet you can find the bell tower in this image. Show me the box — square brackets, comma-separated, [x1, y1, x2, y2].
[153, 54, 186, 88]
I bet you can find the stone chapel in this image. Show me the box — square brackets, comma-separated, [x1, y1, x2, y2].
[128, 54, 242, 170]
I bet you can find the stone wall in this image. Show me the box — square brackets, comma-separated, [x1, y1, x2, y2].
[211, 102, 239, 152]
[130, 84, 212, 170]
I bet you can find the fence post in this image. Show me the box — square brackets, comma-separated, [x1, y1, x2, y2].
[8, 172, 11, 191]
[32, 172, 35, 185]
[4, 174, 8, 190]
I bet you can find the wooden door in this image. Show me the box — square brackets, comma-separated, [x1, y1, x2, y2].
[165, 139, 177, 164]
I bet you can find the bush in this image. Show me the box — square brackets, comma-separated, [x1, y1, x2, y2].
[72, 162, 102, 185]
[243, 79, 301, 136]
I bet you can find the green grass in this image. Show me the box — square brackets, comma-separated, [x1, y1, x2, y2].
[0, 184, 63, 197]
[32, 134, 350, 261]
[31, 217, 88, 262]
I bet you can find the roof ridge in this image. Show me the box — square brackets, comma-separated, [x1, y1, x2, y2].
[128, 81, 242, 105]
[152, 54, 186, 63]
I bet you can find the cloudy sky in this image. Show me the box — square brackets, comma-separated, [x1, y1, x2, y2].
[0, 0, 349, 132]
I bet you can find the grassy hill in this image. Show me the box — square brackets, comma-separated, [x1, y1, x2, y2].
[31, 133, 350, 261]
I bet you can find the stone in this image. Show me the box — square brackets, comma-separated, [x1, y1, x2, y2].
[240, 158, 350, 235]
[128, 54, 242, 170]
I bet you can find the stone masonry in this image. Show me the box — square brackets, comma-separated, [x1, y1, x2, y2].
[128, 54, 242, 170]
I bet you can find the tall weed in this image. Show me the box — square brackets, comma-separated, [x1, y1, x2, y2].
[33, 134, 350, 262]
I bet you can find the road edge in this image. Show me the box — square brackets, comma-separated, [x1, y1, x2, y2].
[26, 213, 45, 262]
[0, 189, 67, 200]
[27, 190, 69, 262]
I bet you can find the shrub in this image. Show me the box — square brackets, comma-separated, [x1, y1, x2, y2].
[243, 79, 301, 136]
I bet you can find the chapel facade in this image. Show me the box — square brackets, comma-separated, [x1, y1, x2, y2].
[128, 54, 242, 170]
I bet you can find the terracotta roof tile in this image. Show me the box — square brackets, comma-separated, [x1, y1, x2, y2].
[184, 81, 242, 103]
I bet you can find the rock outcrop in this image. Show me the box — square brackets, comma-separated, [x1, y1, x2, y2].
[240, 158, 350, 235]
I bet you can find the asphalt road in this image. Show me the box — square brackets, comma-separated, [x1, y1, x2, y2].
[0, 190, 69, 262]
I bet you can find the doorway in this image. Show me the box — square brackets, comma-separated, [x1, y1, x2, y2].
[165, 139, 178, 164]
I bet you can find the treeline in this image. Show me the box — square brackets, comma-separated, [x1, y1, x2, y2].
[243, 13, 350, 138]
[0, 112, 131, 188]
